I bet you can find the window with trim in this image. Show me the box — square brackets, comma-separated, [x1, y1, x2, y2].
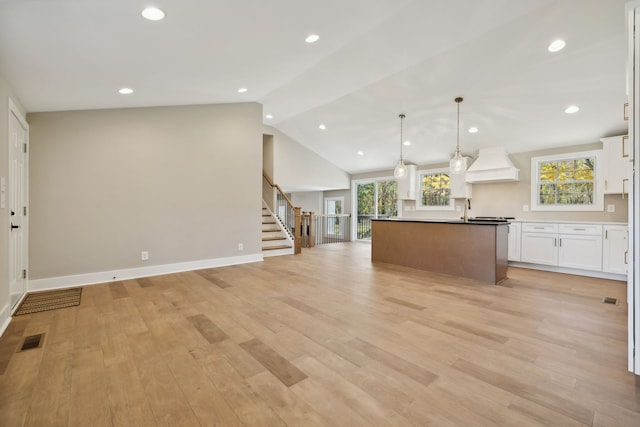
[531, 150, 603, 211]
[416, 168, 454, 210]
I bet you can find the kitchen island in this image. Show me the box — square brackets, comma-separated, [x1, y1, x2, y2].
[371, 218, 508, 284]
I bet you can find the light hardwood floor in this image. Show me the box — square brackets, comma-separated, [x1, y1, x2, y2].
[0, 242, 638, 426]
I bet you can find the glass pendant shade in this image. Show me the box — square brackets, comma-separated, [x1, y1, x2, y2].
[394, 113, 407, 179]
[394, 160, 407, 178]
[449, 151, 467, 174]
[450, 97, 468, 174]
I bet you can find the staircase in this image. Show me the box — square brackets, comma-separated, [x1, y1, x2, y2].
[262, 203, 294, 257]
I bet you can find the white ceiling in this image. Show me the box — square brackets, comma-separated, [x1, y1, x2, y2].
[0, 0, 629, 175]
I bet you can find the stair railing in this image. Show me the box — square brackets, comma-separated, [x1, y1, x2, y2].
[263, 172, 302, 254]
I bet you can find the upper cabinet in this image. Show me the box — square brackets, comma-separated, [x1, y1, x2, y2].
[397, 164, 417, 200]
[601, 135, 630, 195]
[450, 172, 472, 199]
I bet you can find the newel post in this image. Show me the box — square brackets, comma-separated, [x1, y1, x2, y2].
[307, 212, 315, 248]
[294, 207, 302, 254]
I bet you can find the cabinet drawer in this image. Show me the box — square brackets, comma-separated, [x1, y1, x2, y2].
[521, 223, 558, 233]
[558, 224, 602, 235]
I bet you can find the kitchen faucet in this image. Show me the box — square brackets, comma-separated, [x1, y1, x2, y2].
[461, 198, 471, 222]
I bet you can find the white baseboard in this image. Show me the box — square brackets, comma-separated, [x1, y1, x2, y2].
[0, 304, 11, 337]
[509, 262, 627, 282]
[28, 253, 264, 292]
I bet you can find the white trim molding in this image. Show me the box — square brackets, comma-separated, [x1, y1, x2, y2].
[0, 304, 11, 337]
[28, 253, 264, 292]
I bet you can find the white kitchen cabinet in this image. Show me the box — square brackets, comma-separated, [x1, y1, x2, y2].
[558, 234, 603, 271]
[557, 223, 603, 271]
[601, 135, 630, 195]
[450, 168, 472, 199]
[507, 222, 521, 261]
[521, 232, 558, 265]
[602, 225, 628, 274]
[397, 164, 417, 200]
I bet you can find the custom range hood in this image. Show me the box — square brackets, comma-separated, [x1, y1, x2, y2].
[465, 147, 520, 183]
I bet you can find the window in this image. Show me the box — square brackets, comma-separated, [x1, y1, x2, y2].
[352, 178, 397, 240]
[416, 168, 454, 210]
[531, 150, 604, 211]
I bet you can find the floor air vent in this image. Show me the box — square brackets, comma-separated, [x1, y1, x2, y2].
[602, 297, 618, 305]
[19, 334, 45, 352]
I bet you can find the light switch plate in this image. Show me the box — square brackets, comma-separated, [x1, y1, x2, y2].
[0, 176, 5, 192]
[607, 204, 615, 213]
[522, 205, 529, 212]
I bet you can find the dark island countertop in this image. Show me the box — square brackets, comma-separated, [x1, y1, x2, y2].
[372, 218, 510, 226]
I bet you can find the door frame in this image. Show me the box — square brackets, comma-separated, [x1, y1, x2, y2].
[8, 97, 29, 311]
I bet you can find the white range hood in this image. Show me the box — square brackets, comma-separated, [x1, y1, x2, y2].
[465, 147, 519, 183]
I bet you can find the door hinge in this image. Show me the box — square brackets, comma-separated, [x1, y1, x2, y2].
[23, 206, 27, 216]
[22, 269, 27, 279]
[23, 143, 27, 153]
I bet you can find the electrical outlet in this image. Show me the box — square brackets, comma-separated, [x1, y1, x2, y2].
[141, 251, 149, 261]
[522, 205, 529, 212]
[238, 243, 244, 251]
[607, 204, 615, 213]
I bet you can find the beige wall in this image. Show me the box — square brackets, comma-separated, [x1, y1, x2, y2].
[28, 103, 263, 280]
[355, 143, 628, 223]
[263, 125, 350, 192]
[0, 74, 27, 323]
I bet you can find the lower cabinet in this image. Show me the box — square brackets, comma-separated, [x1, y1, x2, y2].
[558, 233, 602, 271]
[602, 225, 629, 274]
[521, 232, 558, 265]
[507, 222, 521, 261]
[517, 222, 624, 276]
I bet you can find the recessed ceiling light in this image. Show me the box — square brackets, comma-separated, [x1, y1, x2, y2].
[403, 140, 411, 146]
[565, 105, 580, 114]
[548, 39, 566, 53]
[237, 87, 248, 93]
[318, 123, 327, 130]
[265, 114, 273, 119]
[118, 87, 133, 95]
[141, 7, 165, 21]
[357, 150, 364, 156]
[305, 34, 320, 43]
[468, 127, 479, 134]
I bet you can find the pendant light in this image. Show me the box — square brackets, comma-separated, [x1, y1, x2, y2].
[393, 113, 407, 179]
[450, 97, 468, 174]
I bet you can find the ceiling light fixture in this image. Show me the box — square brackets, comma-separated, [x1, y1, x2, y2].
[357, 150, 364, 156]
[548, 39, 566, 52]
[265, 114, 273, 119]
[403, 140, 411, 146]
[118, 87, 133, 95]
[141, 7, 165, 21]
[450, 97, 467, 174]
[237, 87, 248, 93]
[565, 105, 580, 114]
[305, 34, 320, 43]
[318, 123, 327, 130]
[393, 113, 408, 179]
[468, 126, 479, 134]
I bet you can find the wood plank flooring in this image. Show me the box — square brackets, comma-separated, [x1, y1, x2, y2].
[0, 242, 638, 426]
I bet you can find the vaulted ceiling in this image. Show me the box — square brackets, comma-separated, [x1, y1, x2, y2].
[0, 0, 628, 174]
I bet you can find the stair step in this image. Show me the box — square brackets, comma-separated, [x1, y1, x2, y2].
[262, 228, 282, 232]
[262, 221, 276, 224]
[262, 236, 287, 241]
[263, 245, 292, 251]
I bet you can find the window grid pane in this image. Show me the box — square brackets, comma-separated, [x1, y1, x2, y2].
[537, 157, 595, 205]
[420, 172, 450, 207]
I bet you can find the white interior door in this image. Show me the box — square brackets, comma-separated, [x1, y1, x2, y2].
[8, 100, 28, 309]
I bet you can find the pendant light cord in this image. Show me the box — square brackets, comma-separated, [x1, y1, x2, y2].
[399, 113, 405, 161]
[456, 102, 460, 154]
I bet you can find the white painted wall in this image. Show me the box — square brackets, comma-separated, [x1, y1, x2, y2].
[28, 103, 263, 281]
[264, 125, 350, 192]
